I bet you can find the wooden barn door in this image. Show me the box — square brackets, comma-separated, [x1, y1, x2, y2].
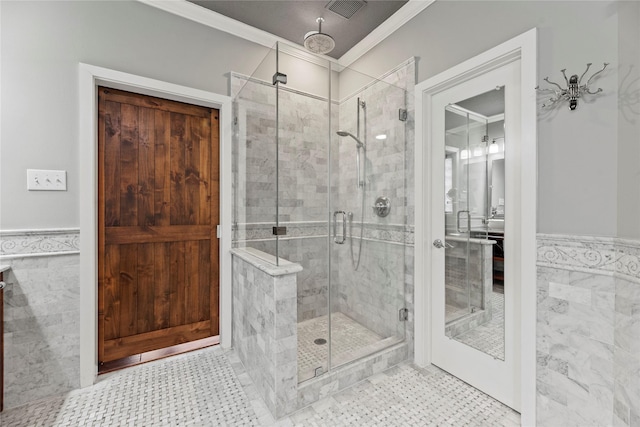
[97, 87, 219, 367]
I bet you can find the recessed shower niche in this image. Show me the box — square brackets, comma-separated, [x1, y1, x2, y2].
[230, 43, 413, 417]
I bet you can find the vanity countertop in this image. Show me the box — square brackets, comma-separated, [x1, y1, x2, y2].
[0, 265, 10, 274]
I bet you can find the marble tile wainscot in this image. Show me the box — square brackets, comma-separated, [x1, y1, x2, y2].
[0, 228, 81, 410]
[0, 264, 9, 412]
[536, 234, 640, 427]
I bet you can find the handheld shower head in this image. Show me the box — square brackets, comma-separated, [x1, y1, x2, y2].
[336, 130, 364, 148]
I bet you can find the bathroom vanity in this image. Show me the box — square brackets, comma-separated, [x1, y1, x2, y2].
[489, 231, 505, 286]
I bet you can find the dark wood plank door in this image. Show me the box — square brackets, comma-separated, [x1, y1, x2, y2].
[97, 87, 219, 365]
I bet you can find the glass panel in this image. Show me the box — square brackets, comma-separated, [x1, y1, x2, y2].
[231, 46, 278, 259]
[274, 44, 333, 382]
[443, 88, 505, 361]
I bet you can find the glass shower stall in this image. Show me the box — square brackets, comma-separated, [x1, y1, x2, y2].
[232, 43, 408, 384]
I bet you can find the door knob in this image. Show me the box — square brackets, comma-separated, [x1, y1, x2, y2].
[433, 239, 454, 249]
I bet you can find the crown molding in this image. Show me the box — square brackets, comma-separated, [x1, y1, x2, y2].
[138, 0, 339, 65]
[337, 0, 435, 67]
[139, 0, 280, 48]
[137, 0, 434, 69]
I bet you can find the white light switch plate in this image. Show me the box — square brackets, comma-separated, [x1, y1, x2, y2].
[27, 169, 67, 191]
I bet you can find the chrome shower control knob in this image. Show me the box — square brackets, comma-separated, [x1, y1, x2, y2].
[372, 196, 391, 217]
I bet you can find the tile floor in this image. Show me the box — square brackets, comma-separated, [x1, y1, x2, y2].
[0, 345, 520, 426]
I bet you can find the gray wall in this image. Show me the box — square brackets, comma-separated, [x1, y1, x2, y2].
[0, 0, 267, 230]
[3, 1, 632, 234]
[617, 1, 640, 239]
[347, 0, 622, 237]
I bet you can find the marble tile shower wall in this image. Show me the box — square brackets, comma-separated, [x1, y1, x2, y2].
[232, 72, 335, 322]
[252, 237, 329, 322]
[332, 240, 405, 339]
[231, 72, 332, 227]
[232, 75, 277, 229]
[0, 229, 81, 409]
[336, 67, 409, 228]
[536, 234, 640, 427]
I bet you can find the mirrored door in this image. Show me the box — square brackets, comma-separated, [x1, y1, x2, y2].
[430, 60, 520, 410]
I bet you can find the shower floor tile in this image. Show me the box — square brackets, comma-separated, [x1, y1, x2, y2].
[0, 345, 521, 426]
[297, 312, 400, 382]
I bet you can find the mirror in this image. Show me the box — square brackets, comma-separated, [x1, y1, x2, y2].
[443, 87, 505, 360]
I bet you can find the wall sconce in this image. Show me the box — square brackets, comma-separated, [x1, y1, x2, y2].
[536, 63, 609, 110]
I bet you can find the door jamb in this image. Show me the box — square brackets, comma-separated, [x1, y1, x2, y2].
[414, 29, 537, 426]
[79, 63, 233, 388]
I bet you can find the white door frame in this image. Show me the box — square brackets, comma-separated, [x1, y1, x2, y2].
[78, 63, 233, 388]
[414, 29, 537, 426]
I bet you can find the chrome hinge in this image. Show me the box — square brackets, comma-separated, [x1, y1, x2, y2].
[272, 72, 287, 85]
[399, 308, 409, 321]
[272, 226, 287, 236]
[398, 109, 408, 122]
[216, 224, 221, 239]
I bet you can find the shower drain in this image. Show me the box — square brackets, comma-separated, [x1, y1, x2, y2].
[313, 338, 327, 345]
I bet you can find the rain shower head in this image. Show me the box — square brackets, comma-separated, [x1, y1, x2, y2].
[337, 130, 364, 148]
[304, 17, 335, 55]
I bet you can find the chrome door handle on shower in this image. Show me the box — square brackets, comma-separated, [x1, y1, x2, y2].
[457, 210, 470, 233]
[333, 210, 347, 244]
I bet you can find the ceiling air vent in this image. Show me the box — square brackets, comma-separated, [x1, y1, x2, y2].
[326, 0, 367, 19]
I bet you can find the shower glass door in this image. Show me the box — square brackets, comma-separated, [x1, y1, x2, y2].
[326, 64, 408, 373]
